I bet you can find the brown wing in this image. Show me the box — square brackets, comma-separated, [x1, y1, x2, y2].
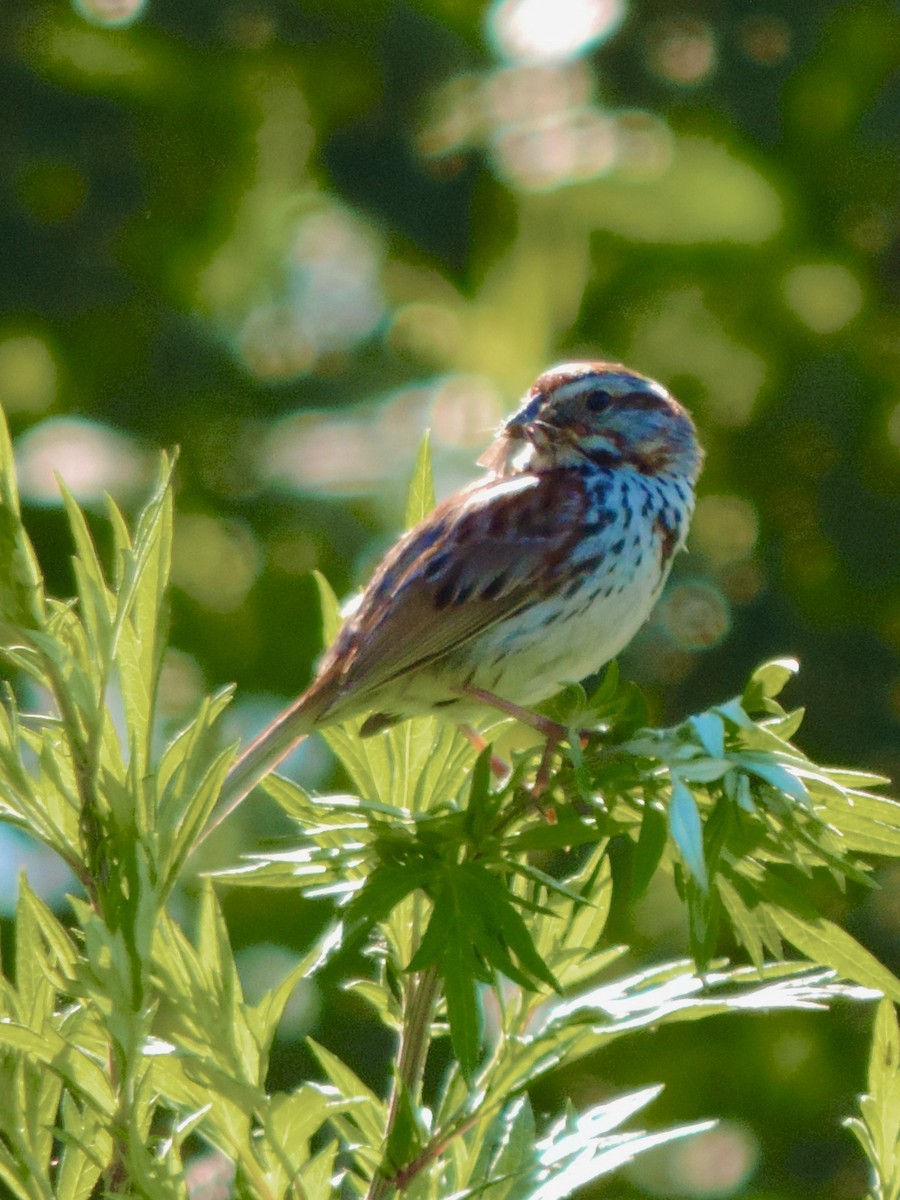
[306, 469, 594, 718]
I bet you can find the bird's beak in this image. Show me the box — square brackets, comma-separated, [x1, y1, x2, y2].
[478, 417, 532, 472]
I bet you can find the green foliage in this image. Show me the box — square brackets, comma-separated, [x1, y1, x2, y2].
[0, 424, 896, 1197]
[847, 999, 900, 1200]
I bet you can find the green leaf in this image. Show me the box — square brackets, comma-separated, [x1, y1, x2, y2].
[248, 924, 344, 1052]
[869, 999, 900, 1103]
[405, 432, 436, 528]
[0, 406, 45, 632]
[464, 745, 497, 843]
[668, 777, 708, 890]
[0, 1023, 116, 1117]
[56, 1092, 112, 1200]
[59, 480, 114, 658]
[259, 1083, 335, 1175]
[341, 863, 432, 945]
[844, 997, 900, 1197]
[324, 713, 478, 817]
[743, 657, 799, 710]
[313, 569, 342, 647]
[307, 1038, 386, 1148]
[717, 875, 766, 968]
[469, 1094, 536, 1199]
[17, 877, 79, 994]
[734, 754, 812, 810]
[631, 802, 668, 900]
[689, 712, 725, 760]
[765, 906, 900, 1003]
[441, 934, 483, 1081]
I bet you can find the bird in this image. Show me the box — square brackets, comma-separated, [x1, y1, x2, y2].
[212, 361, 703, 829]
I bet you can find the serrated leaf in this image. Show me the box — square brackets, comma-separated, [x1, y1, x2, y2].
[56, 1092, 112, 1200]
[260, 1083, 333, 1171]
[59, 480, 114, 655]
[766, 906, 900, 1003]
[0, 410, 45, 632]
[0, 1023, 116, 1117]
[342, 863, 432, 945]
[716, 875, 765, 968]
[469, 1094, 536, 1199]
[307, 1038, 386, 1147]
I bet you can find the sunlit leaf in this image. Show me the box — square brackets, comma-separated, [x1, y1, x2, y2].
[743, 658, 799, 709]
[766, 907, 900, 1004]
[668, 777, 708, 891]
[405, 432, 436, 528]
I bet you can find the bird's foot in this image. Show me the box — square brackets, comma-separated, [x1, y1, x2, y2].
[461, 686, 589, 814]
[459, 723, 510, 779]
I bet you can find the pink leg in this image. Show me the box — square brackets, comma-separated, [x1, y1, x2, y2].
[459, 724, 509, 779]
[461, 686, 569, 741]
[462, 685, 572, 804]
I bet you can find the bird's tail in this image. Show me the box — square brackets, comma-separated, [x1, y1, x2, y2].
[198, 689, 322, 846]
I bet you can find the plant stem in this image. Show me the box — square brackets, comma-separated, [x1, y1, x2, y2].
[366, 965, 441, 1200]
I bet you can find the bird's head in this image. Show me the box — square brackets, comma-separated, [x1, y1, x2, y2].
[479, 362, 703, 483]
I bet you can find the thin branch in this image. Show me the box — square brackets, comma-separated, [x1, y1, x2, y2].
[366, 965, 442, 1200]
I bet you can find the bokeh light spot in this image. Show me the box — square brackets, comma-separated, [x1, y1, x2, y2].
[222, 6, 277, 49]
[488, 0, 626, 64]
[583, 138, 783, 244]
[15, 417, 150, 505]
[183, 1151, 236, 1200]
[782, 263, 863, 334]
[628, 1121, 759, 1196]
[430, 375, 504, 448]
[718, 559, 765, 604]
[266, 527, 320, 577]
[692, 494, 759, 565]
[417, 74, 485, 158]
[72, 0, 148, 27]
[491, 105, 617, 191]
[156, 649, 205, 723]
[613, 110, 675, 181]
[770, 1028, 816, 1079]
[389, 303, 464, 367]
[738, 15, 791, 64]
[236, 303, 316, 381]
[659, 579, 731, 650]
[628, 288, 766, 427]
[784, 538, 838, 589]
[0, 335, 58, 414]
[645, 17, 718, 85]
[233, 207, 386, 382]
[262, 378, 501, 500]
[171, 514, 261, 613]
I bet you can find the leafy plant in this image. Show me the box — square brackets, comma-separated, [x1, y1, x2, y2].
[0, 412, 896, 1197]
[847, 998, 900, 1200]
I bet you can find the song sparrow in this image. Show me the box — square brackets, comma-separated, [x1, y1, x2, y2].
[218, 362, 703, 817]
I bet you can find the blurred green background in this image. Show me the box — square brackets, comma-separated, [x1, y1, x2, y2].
[3, 0, 900, 1195]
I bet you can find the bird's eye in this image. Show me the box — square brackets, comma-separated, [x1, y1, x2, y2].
[586, 389, 613, 413]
